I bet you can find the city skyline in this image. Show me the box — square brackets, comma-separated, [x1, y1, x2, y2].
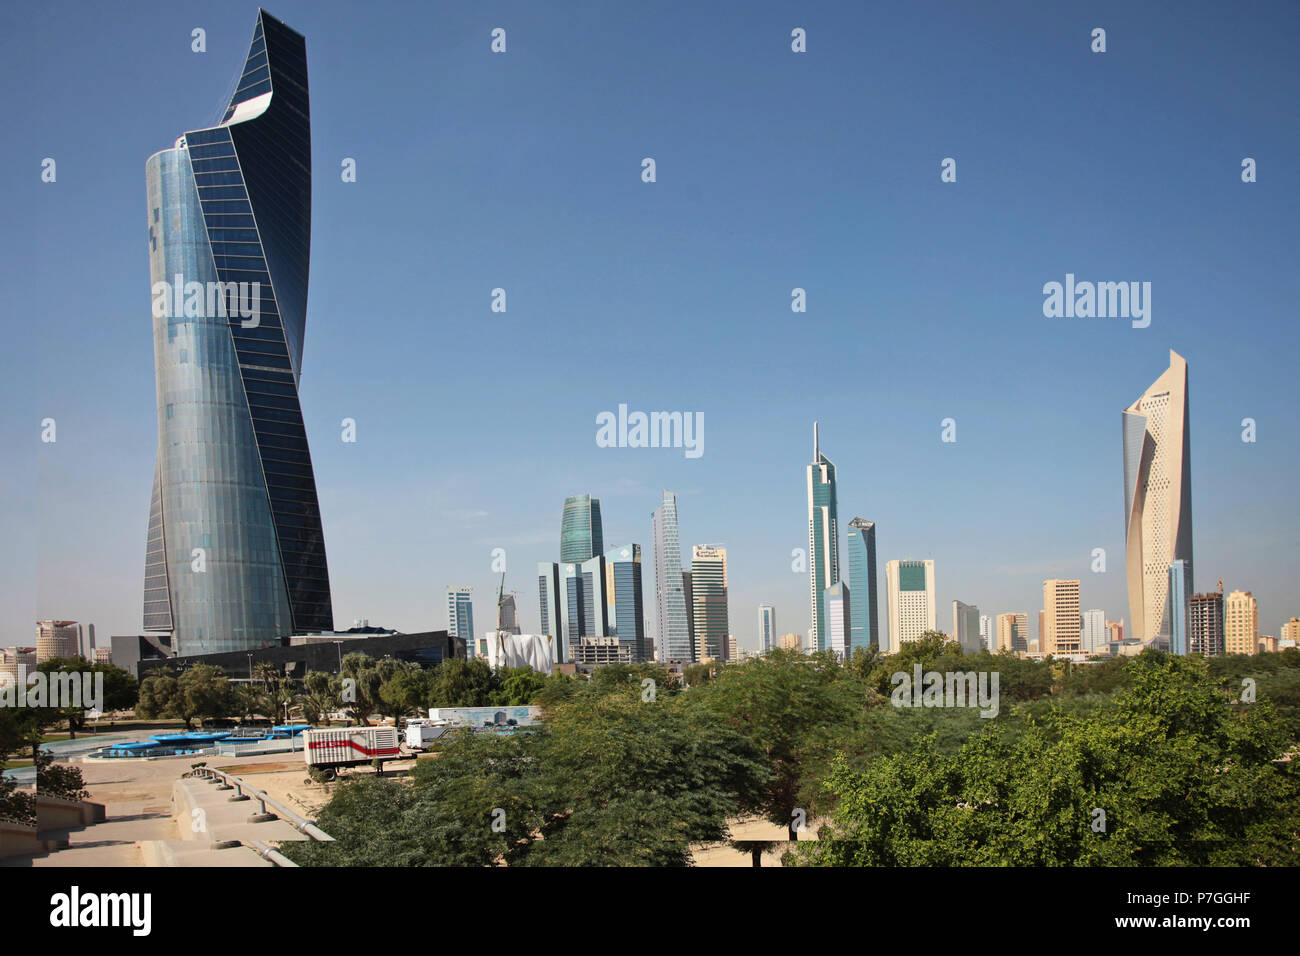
[11, 2, 1299, 655]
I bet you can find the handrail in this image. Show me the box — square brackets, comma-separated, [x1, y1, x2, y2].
[249, 839, 299, 867]
[184, 766, 333, 841]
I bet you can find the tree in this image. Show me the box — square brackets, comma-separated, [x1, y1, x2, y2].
[425, 657, 498, 709]
[299, 671, 341, 726]
[35, 657, 138, 738]
[339, 653, 384, 725]
[794, 653, 1300, 866]
[0, 709, 36, 826]
[376, 660, 425, 723]
[495, 667, 549, 706]
[173, 665, 231, 729]
[136, 672, 179, 722]
[688, 649, 870, 839]
[284, 681, 768, 867]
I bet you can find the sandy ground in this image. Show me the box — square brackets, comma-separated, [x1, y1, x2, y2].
[17, 748, 812, 867]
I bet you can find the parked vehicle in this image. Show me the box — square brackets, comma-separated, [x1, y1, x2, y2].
[403, 718, 452, 751]
[302, 726, 400, 781]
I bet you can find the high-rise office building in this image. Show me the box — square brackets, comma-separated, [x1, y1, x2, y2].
[446, 587, 474, 644]
[682, 571, 696, 660]
[0, 647, 36, 683]
[651, 490, 692, 664]
[1042, 580, 1081, 655]
[497, 593, 522, 635]
[996, 612, 1029, 653]
[885, 560, 935, 652]
[846, 517, 879, 653]
[726, 635, 739, 662]
[561, 494, 604, 563]
[143, 12, 332, 655]
[1081, 608, 1107, 655]
[1224, 590, 1259, 656]
[605, 544, 648, 663]
[690, 546, 729, 661]
[537, 562, 564, 663]
[758, 604, 776, 654]
[580, 554, 610, 639]
[779, 633, 802, 651]
[1123, 350, 1193, 645]
[979, 614, 994, 652]
[1106, 619, 1125, 644]
[952, 601, 981, 655]
[806, 423, 840, 652]
[1167, 560, 1192, 654]
[825, 582, 852, 659]
[35, 621, 81, 663]
[1189, 592, 1225, 657]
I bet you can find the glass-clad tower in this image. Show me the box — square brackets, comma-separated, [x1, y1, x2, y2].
[652, 490, 692, 663]
[605, 544, 648, 662]
[560, 494, 604, 563]
[846, 517, 879, 653]
[143, 11, 332, 655]
[807, 423, 840, 652]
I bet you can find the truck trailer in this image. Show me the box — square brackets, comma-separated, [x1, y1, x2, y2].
[303, 726, 400, 780]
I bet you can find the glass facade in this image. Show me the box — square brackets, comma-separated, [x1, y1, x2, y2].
[846, 517, 878, 653]
[446, 587, 474, 641]
[758, 604, 776, 653]
[652, 490, 692, 663]
[1167, 560, 1192, 655]
[560, 494, 604, 563]
[143, 11, 331, 655]
[605, 544, 647, 663]
[537, 561, 566, 663]
[690, 545, 729, 661]
[807, 426, 839, 652]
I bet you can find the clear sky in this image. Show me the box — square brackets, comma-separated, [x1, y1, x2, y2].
[4, 0, 1298, 653]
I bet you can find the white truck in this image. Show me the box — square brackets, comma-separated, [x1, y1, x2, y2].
[403, 718, 452, 751]
[303, 726, 400, 781]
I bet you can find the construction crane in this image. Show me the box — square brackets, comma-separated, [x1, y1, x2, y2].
[1217, 578, 1224, 593]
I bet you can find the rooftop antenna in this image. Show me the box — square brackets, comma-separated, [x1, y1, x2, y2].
[813, 421, 819, 460]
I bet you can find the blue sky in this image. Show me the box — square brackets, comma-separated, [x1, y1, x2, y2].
[4, 0, 1298, 653]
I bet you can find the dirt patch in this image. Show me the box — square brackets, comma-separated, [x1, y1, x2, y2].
[214, 762, 301, 775]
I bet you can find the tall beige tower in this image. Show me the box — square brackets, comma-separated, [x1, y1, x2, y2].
[1224, 590, 1259, 655]
[885, 559, 935, 652]
[1042, 580, 1081, 654]
[1123, 350, 1193, 645]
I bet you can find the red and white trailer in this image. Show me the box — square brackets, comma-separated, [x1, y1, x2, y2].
[303, 726, 400, 780]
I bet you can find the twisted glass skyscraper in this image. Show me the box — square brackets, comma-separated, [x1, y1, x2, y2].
[143, 11, 332, 655]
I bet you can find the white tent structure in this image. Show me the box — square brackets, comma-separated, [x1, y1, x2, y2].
[481, 631, 554, 674]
